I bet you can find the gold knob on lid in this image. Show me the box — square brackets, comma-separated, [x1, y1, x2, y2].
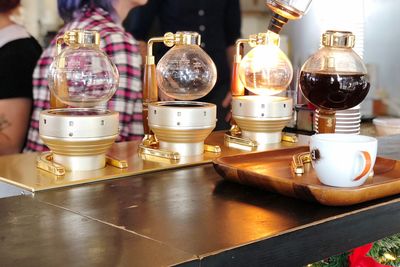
[168, 31, 201, 46]
[248, 31, 280, 47]
[322, 30, 355, 48]
[63, 29, 100, 47]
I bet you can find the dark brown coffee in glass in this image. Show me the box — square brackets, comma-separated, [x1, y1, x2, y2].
[300, 72, 370, 111]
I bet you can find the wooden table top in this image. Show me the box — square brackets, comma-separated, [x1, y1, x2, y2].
[1, 133, 400, 266]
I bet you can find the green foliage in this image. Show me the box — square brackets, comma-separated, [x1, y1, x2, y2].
[307, 252, 349, 267]
[368, 233, 400, 266]
[307, 233, 400, 267]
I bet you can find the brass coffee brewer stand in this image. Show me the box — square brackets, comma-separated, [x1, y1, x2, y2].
[224, 0, 313, 150]
[36, 29, 127, 175]
[138, 31, 221, 161]
[225, 31, 294, 150]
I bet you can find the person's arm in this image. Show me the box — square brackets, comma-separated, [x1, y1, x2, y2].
[0, 40, 40, 154]
[0, 98, 31, 154]
[224, 0, 242, 71]
[124, 0, 173, 101]
[124, 0, 161, 41]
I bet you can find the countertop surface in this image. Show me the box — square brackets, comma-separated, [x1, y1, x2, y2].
[1, 132, 400, 266]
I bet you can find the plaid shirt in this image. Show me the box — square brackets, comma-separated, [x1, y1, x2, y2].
[24, 7, 143, 152]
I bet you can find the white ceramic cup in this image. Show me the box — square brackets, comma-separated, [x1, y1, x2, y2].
[309, 134, 378, 187]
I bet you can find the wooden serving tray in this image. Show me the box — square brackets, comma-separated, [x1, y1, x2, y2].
[213, 146, 400, 206]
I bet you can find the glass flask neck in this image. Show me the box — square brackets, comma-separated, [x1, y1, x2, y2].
[57, 30, 100, 55]
[249, 31, 280, 47]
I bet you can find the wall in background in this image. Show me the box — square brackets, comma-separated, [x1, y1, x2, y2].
[20, 0, 61, 45]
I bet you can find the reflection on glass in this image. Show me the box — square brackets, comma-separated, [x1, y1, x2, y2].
[156, 45, 217, 100]
[238, 43, 293, 96]
[48, 47, 119, 107]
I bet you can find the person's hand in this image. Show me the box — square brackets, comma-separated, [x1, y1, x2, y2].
[222, 91, 232, 122]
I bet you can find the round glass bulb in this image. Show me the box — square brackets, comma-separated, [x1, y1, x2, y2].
[156, 45, 217, 100]
[48, 47, 119, 107]
[299, 31, 369, 111]
[239, 44, 293, 96]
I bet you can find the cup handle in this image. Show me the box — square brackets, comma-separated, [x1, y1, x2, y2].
[353, 151, 372, 181]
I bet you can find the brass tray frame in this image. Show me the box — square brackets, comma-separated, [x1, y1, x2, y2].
[0, 132, 308, 192]
[213, 146, 400, 206]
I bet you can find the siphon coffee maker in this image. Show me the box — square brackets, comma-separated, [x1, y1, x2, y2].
[139, 32, 220, 160]
[299, 30, 370, 133]
[226, 31, 294, 149]
[225, 0, 313, 149]
[37, 29, 126, 174]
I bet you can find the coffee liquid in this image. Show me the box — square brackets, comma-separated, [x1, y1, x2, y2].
[299, 72, 370, 110]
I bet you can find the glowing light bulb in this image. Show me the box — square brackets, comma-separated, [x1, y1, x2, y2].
[238, 43, 293, 96]
[156, 44, 217, 100]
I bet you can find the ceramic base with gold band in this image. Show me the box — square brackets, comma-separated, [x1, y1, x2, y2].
[225, 95, 293, 149]
[38, 108, 120, 172]
[146, 101, 217, 157]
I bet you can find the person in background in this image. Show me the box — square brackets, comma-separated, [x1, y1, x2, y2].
[0, 0, 42, 155]
[24, 0, 147, 152]
[124, 0, 242, 130]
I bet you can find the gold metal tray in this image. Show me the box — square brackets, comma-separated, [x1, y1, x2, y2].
[213, 146, 400, 206]
[0, 132, 308, 192]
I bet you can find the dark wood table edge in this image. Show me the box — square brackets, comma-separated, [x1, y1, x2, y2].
[192, 197, 400, 267]
[34, 189, 400, 267]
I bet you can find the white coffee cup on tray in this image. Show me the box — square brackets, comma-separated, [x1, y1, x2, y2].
[309, 134, 378, 187]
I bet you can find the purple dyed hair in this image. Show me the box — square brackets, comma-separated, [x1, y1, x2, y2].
[57, 0, 116, 22]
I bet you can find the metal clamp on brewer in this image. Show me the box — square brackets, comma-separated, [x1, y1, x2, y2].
[37, 29, 127, 175]
[139, 32, 221, 161]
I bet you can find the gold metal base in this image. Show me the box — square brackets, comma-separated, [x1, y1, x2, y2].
[142, 133, 158, 147]
[0, 131, 310, 192]
[224, 132, 258, 149]
[138, 141, 221, 162]
[39, 108, 120, 171]
[224, 131, 298, 151]
[37, 152, 66, 176]
[37, 152, 128, 176]
[140, 101, 220, 159]
[138, 144, 180, 161]
[291, 152, 312, 175]
[228, 95, 294, 148]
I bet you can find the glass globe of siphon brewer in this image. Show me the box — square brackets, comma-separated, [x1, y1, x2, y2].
[155, 32, 216, 101]
[238, 31, 293, 96]
[299, 30, 370, 133]
[48, 29, 119, 108]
